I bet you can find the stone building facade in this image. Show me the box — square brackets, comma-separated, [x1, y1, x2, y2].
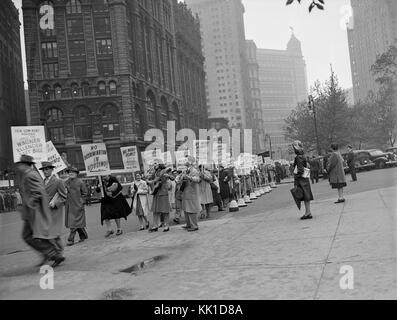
[22, 0, 203, 171]
[0, 0, 27, 171]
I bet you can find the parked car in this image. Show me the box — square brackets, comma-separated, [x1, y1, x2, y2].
[385, 146, 397, 157]
[366, 149, 397, 169]
[341, 150, 375, 172]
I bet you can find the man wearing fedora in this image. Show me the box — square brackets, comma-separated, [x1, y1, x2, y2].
[15, 155, 65, 267]
[65, 166, 88, 245]
[39, 161, 67, 254]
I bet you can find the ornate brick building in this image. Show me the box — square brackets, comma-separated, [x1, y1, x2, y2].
[173, 0, 207, 133]
[0, 0, 27, 172]
[22, 0, 202, 171]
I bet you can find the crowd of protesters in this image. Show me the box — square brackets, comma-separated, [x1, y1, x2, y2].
[0, 188, 22, 213]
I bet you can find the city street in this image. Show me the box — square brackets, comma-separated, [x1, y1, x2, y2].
[1, 167, 397, 299]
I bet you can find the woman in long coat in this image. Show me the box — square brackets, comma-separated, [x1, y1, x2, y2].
[218, 166, 231, 207]
[326, 143, 347, 203]
[100, 175, 131, 237]
[65, 167, 88, 245]
[131, 172, 150, 230]
[198, 165, 213, 219]
[292, 140, 314, 220]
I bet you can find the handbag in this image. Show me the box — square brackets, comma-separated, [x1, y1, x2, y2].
[294, 166, 311, 179]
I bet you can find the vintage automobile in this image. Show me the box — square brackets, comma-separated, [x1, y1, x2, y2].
[366, 149, 397, 169]
[385, 146, 397, 157]
[341, 150, 375, 172]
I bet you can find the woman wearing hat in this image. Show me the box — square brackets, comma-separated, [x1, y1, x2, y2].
[65, 166, 88, 245]
[99, 175, 131, 237]
[291, 141, 314, 220]
[130, 172, 150, 230]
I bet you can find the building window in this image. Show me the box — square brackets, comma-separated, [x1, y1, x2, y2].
[48, 127, 64, 143]
[47, 108, 63, 122]
[46, 108, 64, 143]
[94, 17, 110, 34]
[42, 85, 51, 100]
[67, 19, 83, 35]
[97, 59, 114, 75]
[98, 82, 106, 95]
[74, 106, 92, 141]
[101, 104, 120, 139]
[41, 42, 58, 58]
[70, 61, 86, 76]
[69, 40, 86, 57]
[109, 81, 117, 95]
[66, 0, 82, 14]
[96, 39, 112, 55]
[134, 105, 144, 139]
[92, 0, 108, 12]
[54, 85, 62, 99]
[82, 82, 89, 96]
[43, 63, 59, 78]
[71, 83, 80, 97]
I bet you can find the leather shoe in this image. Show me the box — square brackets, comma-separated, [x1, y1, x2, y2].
[163, 227, 170, 232]
[51, 255, 66, 268]
[334, 199, 345, 204]
[187, 228, 199, 232]
[149, 227, 158, 232]
[300, 214, 313, 220]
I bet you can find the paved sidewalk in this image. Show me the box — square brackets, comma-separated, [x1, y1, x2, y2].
[1, 185, 396, 299]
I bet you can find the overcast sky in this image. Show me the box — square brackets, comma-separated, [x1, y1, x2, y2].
[13, 0, 353, 90]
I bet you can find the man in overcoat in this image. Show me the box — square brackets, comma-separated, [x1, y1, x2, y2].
[346, 145, 357, 182]
[39, 161, 67, 254]
[16, 155, 65, 267]
[181, 157, 201, 232]
[65, 167, 88, 245]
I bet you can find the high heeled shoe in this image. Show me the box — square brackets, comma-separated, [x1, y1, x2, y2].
[149, 227, 158, 232]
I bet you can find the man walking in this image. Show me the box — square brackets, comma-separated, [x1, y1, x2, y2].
[346, 145, 357, 182]
[39, 161, 67, 255]
[310, 156, 320, 184]
[16, 155, 65, 267]
[65, 167, 88, 246]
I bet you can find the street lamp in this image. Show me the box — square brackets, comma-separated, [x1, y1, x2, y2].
[308, 95, 321, 156]
[264, 134, 273, 159]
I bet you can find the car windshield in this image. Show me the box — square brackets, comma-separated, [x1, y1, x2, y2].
[369, 150, 383, 156]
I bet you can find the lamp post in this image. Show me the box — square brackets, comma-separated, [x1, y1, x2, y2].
[308, 95, 321, 156]
[265, 134, 273, 159]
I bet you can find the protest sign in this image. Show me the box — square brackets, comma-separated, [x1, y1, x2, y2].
[175, 150, 190, 171]
[120, 146, 140, 172]
[163, 151, 173, 167]
[141, 149, 163, 173]
[81, 143, 111, 176]
[212, 143, 227, 167]
[193, 140, 208, 165]
[11, 126, 46, 163]
[45, 141, 68, 173]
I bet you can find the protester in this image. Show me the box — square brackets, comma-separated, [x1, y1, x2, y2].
[218, 165, 230, 208]
[39, 161, 67, 255]
[180, 156, 201, 232]
[325, 143, 347, 203]
[16, 155, 65, 267]
[292, 141, 314, 220]
[65, 167, 88, 246]
[148, 164, 172, 232]
[168, 171, 177, 222]
[346, 145, 357, 182]
[173, 170, 184, 224]
[198, 165, 213, 219]
[131, 172, 150, 230]
[100, 175, 131, 237]
[211, 171, 224, 212]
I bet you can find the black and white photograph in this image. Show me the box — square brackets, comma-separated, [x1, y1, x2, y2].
[0, 0, 397, 306]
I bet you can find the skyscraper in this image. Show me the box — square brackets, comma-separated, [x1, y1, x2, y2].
[347, 0, 397, 103]
[185, 0, 251, 131]
[0, 0, 26, 171]
[257, 33, 308, 159]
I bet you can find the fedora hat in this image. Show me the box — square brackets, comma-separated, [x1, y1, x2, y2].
[39, 161, 55, 170]
[16, 154, 35, 165]
[67, 166, 79, 174]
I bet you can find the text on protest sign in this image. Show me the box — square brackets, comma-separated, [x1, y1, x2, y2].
[81, 143, 111, 176]
[11, 126, 47, 163]
[120, 146, 140, 172]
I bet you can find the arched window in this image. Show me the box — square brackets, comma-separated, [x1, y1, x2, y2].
[46, 108, 64, 143]
[98, 81, 106, 95]
[146, 91, 156, 128]
[134, 105, 145, 139]
[73, 106, 92, 141]
[54, 84, 62, 99]
[66, 0, 82, 14]
[82, 82, 90, 96]
[109, 81, 117, 95]
[101, 104, 120, 139]
[71, 83, 80, 97]
[42, 85, 51, 100]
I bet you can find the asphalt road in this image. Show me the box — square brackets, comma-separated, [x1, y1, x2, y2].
[1, 167, 396, 257]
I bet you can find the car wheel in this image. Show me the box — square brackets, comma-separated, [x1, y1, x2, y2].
[378, 161, 385, 169]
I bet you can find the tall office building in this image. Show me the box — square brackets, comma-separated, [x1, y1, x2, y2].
[347, 0, 397, 103]
[185, 0, 252, 131]
[246, 40, 265, 154]
[0, 0, 27, 171]
[257, 33, 308, 159]
[22, 0, 206, 171]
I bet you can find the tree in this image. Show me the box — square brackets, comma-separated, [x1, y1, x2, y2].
[286, 0, 325, 12]
[284, 71, 350, 154]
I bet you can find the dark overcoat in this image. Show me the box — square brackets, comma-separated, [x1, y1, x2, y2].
[65, 177, 87, 228]
[44, 175, 67, 237]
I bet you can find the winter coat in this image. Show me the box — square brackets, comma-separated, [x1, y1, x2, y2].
[19, 168, 55, 239]
[131, 180, 151, 217]
[182, 166, 202, 213]
[65, 177, 87, 228]
[199, 169, 214, 205]
[326, 151, 346, 185]
[44, 175, 67, 237]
